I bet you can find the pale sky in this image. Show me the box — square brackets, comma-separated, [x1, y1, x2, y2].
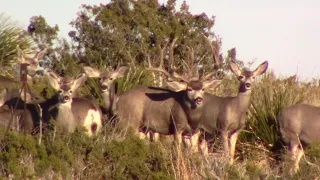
[1, 0, 320, 80]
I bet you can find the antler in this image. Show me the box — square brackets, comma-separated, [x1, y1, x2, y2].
[203, 34, 222, 70]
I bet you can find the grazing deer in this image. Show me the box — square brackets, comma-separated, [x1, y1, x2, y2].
[116, 39, 221, 148]
[44, 69, 102, 136]
[278, 103, 320, 173]
[82, 66, 129, 120]
[199, 60, 268, 163]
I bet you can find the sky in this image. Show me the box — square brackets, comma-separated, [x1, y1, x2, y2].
[1, 0, 320, 80]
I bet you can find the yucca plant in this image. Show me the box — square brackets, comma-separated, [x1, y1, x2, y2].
[244, 72, 312, 152]
[0, 13, 34, 71]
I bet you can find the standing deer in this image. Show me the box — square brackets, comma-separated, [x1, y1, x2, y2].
[199, 60, 268, 163]
[44, 70, 102, 136]
[116, 39, 221, 148]
[278, 103, 320, 173]
[82, 66, 129, 120]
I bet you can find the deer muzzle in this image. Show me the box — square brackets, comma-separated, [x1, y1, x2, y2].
[194, 97, 203, 105]
[245, 83, 251, 89]
[60, 95, 71, 103]
[101, 84, 109, 91]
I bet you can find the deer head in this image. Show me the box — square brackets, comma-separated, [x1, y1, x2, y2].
[83, 66, 129, 92]
[147, 38, 221, 108]
[16, 45, 48, 77]
[229, 60, 268, 93]
[44, 69, 87, 104]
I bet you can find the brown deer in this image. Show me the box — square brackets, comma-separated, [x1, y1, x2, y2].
[44, 69, 102, 136]
[199, 60, 268, 163]
[16, 45, 48, 78]
[0, 88, 34, 133]
[82, 66, 129, 120]
[278, 104, 320, 173]
[116, 38, 221, 147]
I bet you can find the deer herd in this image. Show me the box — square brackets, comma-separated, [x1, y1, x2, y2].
[0, 37, 318, 173]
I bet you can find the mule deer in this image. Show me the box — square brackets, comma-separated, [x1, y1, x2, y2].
[116, 39, 221, 148]
[199, 60, 268, 163]
[82, 66, 129, 120]
[44, 69, 102, 136]
[278, 103, 320, 173]
[0, 88, 34, 133]
[16, 45, 48, 78]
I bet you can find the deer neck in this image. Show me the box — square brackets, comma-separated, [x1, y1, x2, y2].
[235, 86, 252, 112]
[101, 83, 116, 113]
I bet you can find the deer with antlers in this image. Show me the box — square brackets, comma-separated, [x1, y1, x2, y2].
[115, 38, 221, 148]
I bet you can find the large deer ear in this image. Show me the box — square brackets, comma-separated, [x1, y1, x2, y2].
[33, 48, 48, 62]
[0, 88, 8, 107]
[71, 73, 87, 90]
[44, 69, 61, 91]
[253, 61, 268, 76]
[111, 66, 129, 79]
[16, 45, 25, 62]
[83, 66, 101, 78]
[229, 60, 242, 76]
[203, 79, 222, 91]
[166, 81, 188, 92]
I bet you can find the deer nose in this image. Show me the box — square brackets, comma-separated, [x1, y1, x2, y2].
[194, 97, 203, 105]
[245, 83, 251, 88]
[101, 85, 109, 91]
[59, 96, 70, 103]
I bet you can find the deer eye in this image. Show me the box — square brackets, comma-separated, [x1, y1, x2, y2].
[69, 90, 73, 93]
[98, 77, 102, 81]
[239, 75, 244, 80]
[109, 77, 113, 80]
[202, 88, 205, 91]
[252, 76, 256, 80]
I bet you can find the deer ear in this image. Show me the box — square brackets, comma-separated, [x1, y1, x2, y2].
[114, 66, 129, 78]
[166, 81, 188, 92]
[33, 48, 48, 62]
[229, 60, 242, 76]
[83, 66, 101, 78]
[203, 79, 222, 91]
[44, 70, 61, 91]
[253, 61, 268, 76]
[0, 88, 8, 107]
[71, 73, 87, 90]
[16, 45, 25, 61]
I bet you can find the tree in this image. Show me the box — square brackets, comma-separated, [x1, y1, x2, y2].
[69, 0, 222, 75]
[26, 16, 81, 76]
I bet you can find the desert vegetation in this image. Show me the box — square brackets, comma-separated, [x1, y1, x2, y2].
[1, 0, 320, 179]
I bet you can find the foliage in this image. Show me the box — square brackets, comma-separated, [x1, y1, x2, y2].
[69, 0, 221, 73]
[0, 13, 34, 69]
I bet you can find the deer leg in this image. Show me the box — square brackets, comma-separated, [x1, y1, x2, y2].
[290, 142, 303, 173]
[174, 131, 183, 151]
[229, 131, 239, 164]
[200, 139, 208, 155]
[190, 131, 200, 152]
[221, 131, 229, 158]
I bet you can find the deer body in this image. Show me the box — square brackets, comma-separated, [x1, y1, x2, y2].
[278, 103, 320, 172]
[117, 86, 199, 135]
[0, 109, 33, 133]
